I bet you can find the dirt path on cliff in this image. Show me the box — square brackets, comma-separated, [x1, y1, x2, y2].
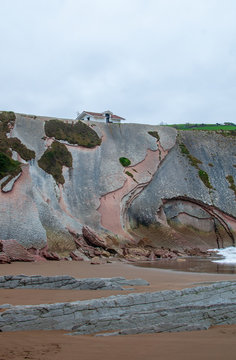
[0, 261, 236, 360]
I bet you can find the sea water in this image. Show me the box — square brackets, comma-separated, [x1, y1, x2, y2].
[133, 247, 236, 274]
[209, 247, 236, 264]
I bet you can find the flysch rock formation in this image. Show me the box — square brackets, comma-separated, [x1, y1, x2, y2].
[0, 281, 236, 334]
[0, 275, 149, 290]
[0, 112, 235, 255]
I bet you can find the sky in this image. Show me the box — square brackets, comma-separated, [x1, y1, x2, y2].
[0, 0, 236, 125]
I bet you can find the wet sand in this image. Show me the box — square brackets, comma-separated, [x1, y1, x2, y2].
[134, 257, 236, 274]
[0, 260, 236, 359]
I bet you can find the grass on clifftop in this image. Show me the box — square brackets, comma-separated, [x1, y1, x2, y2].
[169, 123, 236, 131]
[44, 119, 101, 148]
[38, 141, 72, 184]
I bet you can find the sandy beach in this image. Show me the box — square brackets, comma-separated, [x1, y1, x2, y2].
[1, 260, 236, 360]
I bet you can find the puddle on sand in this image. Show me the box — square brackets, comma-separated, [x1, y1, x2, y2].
[133, 257, 236, 274]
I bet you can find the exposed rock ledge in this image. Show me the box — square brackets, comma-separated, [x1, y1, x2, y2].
[0, 275, 149, 291]
[0, 281, 236, 334]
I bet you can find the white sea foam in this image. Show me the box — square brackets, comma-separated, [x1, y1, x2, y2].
[208, 247, 236, 264]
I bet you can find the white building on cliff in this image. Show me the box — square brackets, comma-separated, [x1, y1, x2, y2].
[76, 110, 125, 123]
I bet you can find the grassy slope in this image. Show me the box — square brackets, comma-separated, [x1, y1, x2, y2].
[168, 123, 236, 131]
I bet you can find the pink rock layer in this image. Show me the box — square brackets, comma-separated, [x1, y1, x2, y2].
[98, 143, 168, 238]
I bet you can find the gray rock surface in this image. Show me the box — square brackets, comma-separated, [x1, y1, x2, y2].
[128, 131, 236, 248]
[0, 281, 236, 334]
[1, 173, 22, 193]
[0, 275, 149, 290]
[0, 113, 235, 250]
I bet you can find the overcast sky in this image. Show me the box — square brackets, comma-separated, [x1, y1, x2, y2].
[0, 0, 236, 124]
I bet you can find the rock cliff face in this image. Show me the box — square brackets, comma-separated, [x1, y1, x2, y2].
[0, 112, 235, 252]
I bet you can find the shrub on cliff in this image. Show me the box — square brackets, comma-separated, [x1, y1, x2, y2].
[119, 157, 131, 167]
[198, 170, 212, 189]
[38, 141, 72, 184]
[8, 138, 35, 161]
[148, 131, 160, 141]
[44, 119, 101, 148]
[0, 152, 21, 180]
[0, 111, 16, 126]
[0, 111, 35, 161]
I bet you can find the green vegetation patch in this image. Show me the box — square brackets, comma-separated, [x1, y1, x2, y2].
[8, 138, 35, 161]
[125, 171, 134, 178]
[44, 119, 101, 148]
[119, 157, 131, 167]
[125, 170, 138, 183]
[0, 152, 21, 181]
[38, 141, 72, 184]
[179, 141, 213, 190]
[0, 111, 16, 157]
[179, 143, 202, 169]
[226, 175, 236, 196]
[198, 170, 213, 189]
[148, 131, 160, 141]
[0, 111, 35, 160]
[169, 123, 236, 131]
[188, 155, 202, 168]
[179, 143, 189, 155]
[0, 111, 16, 126]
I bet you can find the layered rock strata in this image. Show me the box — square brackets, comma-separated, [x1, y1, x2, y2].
[0, 275, 149, 290]
[0, 281, 236, 334]
[0, 112, 235, 252]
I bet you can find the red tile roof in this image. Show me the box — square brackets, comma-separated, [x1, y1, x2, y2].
[111, 114, 125, 120]
[84, 111, 125, 120]
[85, 111, 104, 117]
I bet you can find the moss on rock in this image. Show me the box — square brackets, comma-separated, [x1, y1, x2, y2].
[0, 152, 21, 180]
[198, 169, 212, 189]
[226, 175, 236, 196]
[8, 138, 35, 161]
[38, 141, 72, 184]
[179, 143, 189, 155]
[179, 143, 202, 169]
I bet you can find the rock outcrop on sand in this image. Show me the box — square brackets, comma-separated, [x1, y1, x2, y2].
[0, 275, 149, 290]
[0, 112, 235, 254]
[0, 281, 235, 334]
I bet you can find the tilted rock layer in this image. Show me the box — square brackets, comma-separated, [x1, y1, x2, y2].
[0, 113, 235, 251]
[0, 281, 236, 334]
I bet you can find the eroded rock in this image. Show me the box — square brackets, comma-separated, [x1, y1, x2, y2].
[0, 252, 11, 264]
[82, 226, 107, 249]
[0, 239, 35, 262]
[0, 281, 235, 334]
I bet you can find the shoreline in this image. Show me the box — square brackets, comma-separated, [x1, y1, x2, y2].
[1, 260, 236, 359]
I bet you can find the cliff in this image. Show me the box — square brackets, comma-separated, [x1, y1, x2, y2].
[0, 112, 235, 255]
